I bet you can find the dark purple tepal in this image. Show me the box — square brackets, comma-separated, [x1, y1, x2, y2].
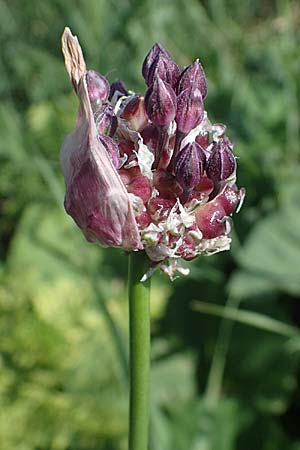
[206, 137, 236, 182]
[144, 76, 177, 127]
[177, 60, 208, 99]
[146, 52, 180, 88]
[176, 84, 204, 134]
[174, 142, 206, 194]
[142, 43, 179, 88]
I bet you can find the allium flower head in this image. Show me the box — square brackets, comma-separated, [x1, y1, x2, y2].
[61, 28, 245, 280]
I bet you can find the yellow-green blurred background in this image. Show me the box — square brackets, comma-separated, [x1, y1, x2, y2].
[1, 0, 300, 449]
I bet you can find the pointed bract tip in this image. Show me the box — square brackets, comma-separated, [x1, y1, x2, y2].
[62, 26, 86, 89]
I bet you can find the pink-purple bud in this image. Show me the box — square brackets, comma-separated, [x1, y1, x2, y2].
[215, 185, 243, 215]
[177, 60, 208, 99]
[144, 77, 177, 127]
[195, 201, 226, 239]
[206, 137, 236, 182]
[120, 95, 149, 131]
[142, 43, 173, 81]
[86, 70, 109, 107]
[176, 85, 204, 134]
[146, 52, 180, 88]
[173, 142, 206, 195]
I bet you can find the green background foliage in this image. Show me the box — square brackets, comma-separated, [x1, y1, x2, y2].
[1, 0, 300, 448]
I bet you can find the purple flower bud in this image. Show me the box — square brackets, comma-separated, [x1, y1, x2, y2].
[108, 79, 128, 101]
[142, 43, 173, 81]
[144, 77, 177, 127]
[176, 85, 204, 134]
[215, 184, 240, 215]
[86, 70, 109, 107]
[177, 60, 208, 99]
[94, 104, 118, 136]
[174, 142, 206, 194]
[195, 200, 226, 239]
[120, 95, 149, 131]
[146, 52, 180, 88]
[206, 137, 236, 182]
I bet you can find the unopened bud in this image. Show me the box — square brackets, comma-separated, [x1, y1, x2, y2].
[174, 142, 206, 194]
[206, 138, 236, 182]
[215, 185, 244, 215]
[176, 85, 204, 134]
[86, 70, 109, 108]
[109, 79, 128, 101]
[120, 95, 148, 131]
[195, 201, 226, 239]
[177, 60, 207, 99]
[146, 52, 180, 88]
[142, 43, 173, 81]
[144, 77, 176, 127]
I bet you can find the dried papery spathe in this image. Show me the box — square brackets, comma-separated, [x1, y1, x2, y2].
[61, 28, 141, 250]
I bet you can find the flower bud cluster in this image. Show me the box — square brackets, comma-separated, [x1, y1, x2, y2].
[61, 29, 245, 280]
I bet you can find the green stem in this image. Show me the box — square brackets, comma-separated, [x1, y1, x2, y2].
[128, 251, 151, 450]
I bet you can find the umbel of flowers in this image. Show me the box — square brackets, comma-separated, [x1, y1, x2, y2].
[61, 28, 245, 280]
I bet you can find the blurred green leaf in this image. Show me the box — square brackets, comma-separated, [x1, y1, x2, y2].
[230, 202, 300, 297]
[192, 300, 299, 337]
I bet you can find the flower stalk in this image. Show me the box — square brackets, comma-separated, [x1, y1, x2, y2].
[128, 251, 151, 450]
